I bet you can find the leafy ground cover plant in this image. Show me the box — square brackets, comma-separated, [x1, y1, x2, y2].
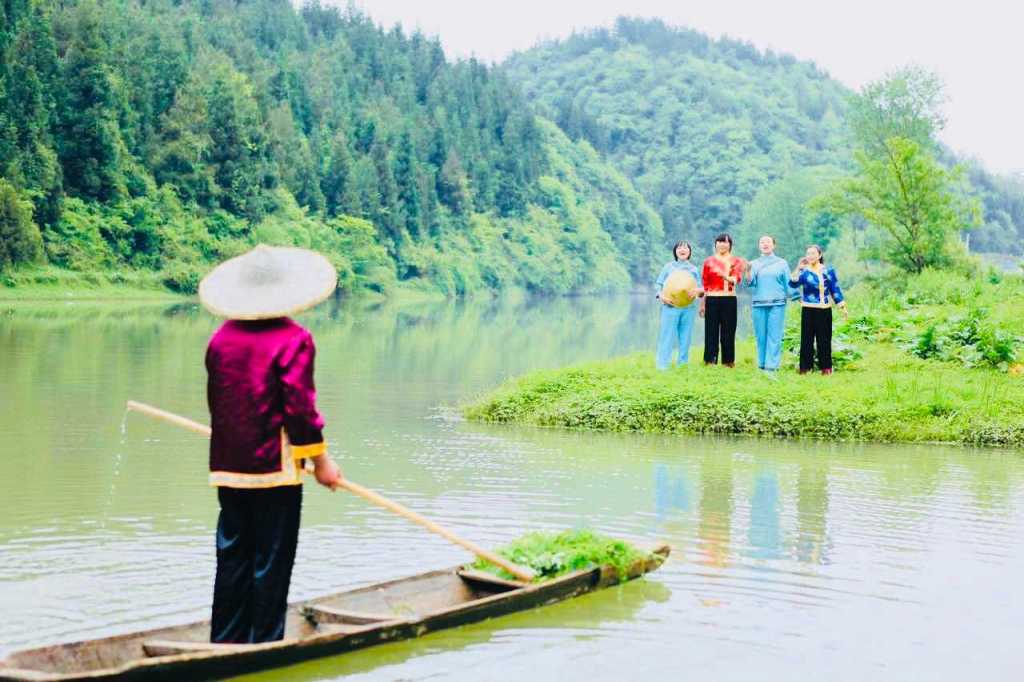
[907, 308, 1021, 370]
[471, 529, 650, 582]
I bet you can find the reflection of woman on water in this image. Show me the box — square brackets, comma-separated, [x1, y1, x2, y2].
[790, 245, 848, 375]
[654, 241, 704, 369]
[699, 233, 746, 367]
[745, 235, 791, 372]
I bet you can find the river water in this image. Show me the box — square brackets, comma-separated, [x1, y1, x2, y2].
[1, 295, 1022, 681]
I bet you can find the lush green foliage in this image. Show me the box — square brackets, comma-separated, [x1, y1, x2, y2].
[471, 529, 649, 582]
[0, 179, 44, 269]
[816, 68, 981, 273]
[847, 65, 947, 155]
[465, 273, 1024, 447]
[0, 0, 662, 295]
[818, 138, 980, 273]
[963, 165, 1024, 255]
[505, 20, 1024, 258]
[505, 18, 856, 253]
[735, 166, 843, 261]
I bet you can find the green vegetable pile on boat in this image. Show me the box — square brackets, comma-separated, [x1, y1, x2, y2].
[473, 529, 650, 582]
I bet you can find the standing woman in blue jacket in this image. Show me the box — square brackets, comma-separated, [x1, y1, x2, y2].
[790, 245, 848, 375]
[654, 241, 704, 369]
[745, 235, 791, 371]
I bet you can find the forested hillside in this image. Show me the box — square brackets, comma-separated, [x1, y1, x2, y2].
[504, 17, 1024, 257]
[0, 0, 662, 295]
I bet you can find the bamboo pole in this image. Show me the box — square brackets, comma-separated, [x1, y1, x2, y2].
[125, 400, 536, 582]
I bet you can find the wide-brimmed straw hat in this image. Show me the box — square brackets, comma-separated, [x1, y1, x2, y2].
[199, 244, 337, 320]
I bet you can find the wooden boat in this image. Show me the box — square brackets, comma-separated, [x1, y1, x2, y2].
[0, 544, 669, 681]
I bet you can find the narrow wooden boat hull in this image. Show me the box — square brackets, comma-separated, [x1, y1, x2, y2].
[0, 545, 669, 681]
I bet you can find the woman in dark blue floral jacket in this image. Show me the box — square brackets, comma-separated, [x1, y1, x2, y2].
[789, 245, 848, 374]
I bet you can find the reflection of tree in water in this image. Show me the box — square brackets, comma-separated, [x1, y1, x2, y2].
[312, 294, 655, 390]
[231, 579, 672, 682]
[698, 456, 733, 568]
[795, 459, 831, 565]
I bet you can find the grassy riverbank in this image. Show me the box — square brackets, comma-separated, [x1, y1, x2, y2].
[0, 265, 451, 304]
[465, 271, 1024, 447]
[0, 266, 181, 301]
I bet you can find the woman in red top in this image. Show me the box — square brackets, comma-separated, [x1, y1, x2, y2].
[699, 233, 747, 366]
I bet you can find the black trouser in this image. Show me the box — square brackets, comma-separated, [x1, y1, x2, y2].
[800, 307, 833, 372]
[703, 296, 737, 365]
[211, 485, 302, 643]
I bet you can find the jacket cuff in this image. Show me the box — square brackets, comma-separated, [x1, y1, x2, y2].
[290, 441, 326, 460]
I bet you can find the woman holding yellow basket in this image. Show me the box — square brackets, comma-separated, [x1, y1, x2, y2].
[654, 241, 704, 369]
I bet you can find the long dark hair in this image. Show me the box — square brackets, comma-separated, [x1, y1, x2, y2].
[672, 240, 692, 261]
[714, 233, 733, 252]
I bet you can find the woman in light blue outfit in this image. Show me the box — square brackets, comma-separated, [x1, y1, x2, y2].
[654, 241, 703, 369]
[745, 235, 791, 371]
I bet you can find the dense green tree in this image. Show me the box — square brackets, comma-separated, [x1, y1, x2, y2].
[0, 178, 44, 269]
[351, 156, 381, 223]
[736, 167, 841, 261]
[966, 165, 1024, 254]
[267, 103, 324, 213]
[817, 69, 981, 273]
[55, 2, 129, 202]
[0, 6, 62, 226]
[0, 0, 664, 296]
[371, 139, 401, 248]
[151, 71, 214, 206]
[438, 152, 470, 215]
[199, 53, 275, 221]
[818, 138, 979, 273]
[321, 129, 358, 217]
[393, 130, 422, 237]
[848, 66, 947, 155]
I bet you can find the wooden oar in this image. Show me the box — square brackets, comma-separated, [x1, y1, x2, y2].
[125, 400, 536, 582]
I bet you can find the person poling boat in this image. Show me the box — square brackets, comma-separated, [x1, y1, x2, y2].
[137, 245, 534, 647]
[198, 244, 343, 645]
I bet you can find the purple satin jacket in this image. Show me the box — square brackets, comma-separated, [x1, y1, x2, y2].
[206, 318, 326, 488]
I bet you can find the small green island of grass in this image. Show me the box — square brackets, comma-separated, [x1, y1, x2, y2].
[472, 530, 652, 582]
[465, 271, 1024, 448]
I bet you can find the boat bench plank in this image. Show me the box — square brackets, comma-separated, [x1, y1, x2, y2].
[456, 569, 527, 591]
[306, 605, 410, 625]
[142, 640, 263, 658]
[314, 623, 375, 636]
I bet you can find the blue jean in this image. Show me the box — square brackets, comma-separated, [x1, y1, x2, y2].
[656, 304, 698, 369]
[752, 304, 786, 370]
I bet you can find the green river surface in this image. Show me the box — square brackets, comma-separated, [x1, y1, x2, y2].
[1, 295, 1022, 681]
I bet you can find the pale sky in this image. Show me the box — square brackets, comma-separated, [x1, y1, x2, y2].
[351, 0, 1023, 175]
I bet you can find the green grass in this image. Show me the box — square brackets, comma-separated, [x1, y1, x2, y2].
[0, 265, 499, 304]
[472, 529, 650, 582]
[465, 272, 1024, 448]
[0, 265, 181, 301]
